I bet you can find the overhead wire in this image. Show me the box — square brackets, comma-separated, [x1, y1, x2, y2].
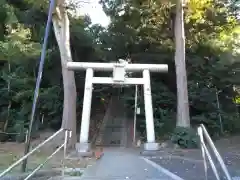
[21, 0, 56, 172]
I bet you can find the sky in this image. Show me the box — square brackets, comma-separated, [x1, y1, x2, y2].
[77, 0, 110, 27]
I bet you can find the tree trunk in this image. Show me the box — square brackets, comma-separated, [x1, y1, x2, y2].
[52, 5, 77, 147]
[174, 0, 190, 127]
[4, 62, 11, 132]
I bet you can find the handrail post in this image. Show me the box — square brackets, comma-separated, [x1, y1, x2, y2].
[198, 127, 220, 180]
[201, 124, 232, 180]
[0, 129, 73, 180]
[24, 144, 65, 180]
[64, 130, 68, 158]
[0, 129, 63, 178]
[200, 124, 232, 180]
[198, 127, 208, 180]
[62, 130, 69, 177]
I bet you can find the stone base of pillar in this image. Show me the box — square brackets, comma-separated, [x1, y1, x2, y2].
[140, 142, 160, 156]
[75, 142, 92, 157]
[144, 142, 159, 151]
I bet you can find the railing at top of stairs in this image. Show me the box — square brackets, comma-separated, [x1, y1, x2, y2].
[0, 129, 71, 180]
[198, 124, 232, 180]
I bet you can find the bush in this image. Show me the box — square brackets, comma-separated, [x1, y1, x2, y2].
[171, 126, 200, 149]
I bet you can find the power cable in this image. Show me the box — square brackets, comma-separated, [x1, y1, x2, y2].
[21, 0, 56, 172]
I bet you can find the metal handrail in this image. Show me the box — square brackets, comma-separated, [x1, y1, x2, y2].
[0, 129, 71, 179]
[198, 124, 232, 180]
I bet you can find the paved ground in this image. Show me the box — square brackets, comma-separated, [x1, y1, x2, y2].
[79, 148, 183, 180]
[148, 156, 217, 180]
[145, 146, 240, 180]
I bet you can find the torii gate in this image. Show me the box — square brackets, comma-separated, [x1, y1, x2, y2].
[52, 0, 168, 153]
[67, 60, 168, 153]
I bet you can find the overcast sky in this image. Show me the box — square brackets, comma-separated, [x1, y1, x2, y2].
[77, 0, 110, 27]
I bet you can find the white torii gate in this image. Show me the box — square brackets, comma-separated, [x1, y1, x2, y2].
[66, 60, 168, 153]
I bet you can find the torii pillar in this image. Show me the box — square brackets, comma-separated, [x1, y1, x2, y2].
[66, 61, 168, 154]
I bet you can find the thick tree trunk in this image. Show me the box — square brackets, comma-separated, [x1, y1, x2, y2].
[174, 0, 190, 127]
[4, 62, 11, 132]
[52, 5, 77, 146]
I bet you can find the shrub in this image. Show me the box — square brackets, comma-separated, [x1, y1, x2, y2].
[171, 126, 200, 149]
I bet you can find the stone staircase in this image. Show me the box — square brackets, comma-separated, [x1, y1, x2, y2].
[95, 97, 129, 147]
[89, 106, 108, 145]
[95, 97, 115, 146]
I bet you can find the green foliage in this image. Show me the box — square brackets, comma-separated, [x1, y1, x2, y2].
[171, 127, 200, 149]
[0, 1, 99, 140]
[235, 96, 240, 104]
[0, 0, 239, 143]
[99, 0, 240, 140]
